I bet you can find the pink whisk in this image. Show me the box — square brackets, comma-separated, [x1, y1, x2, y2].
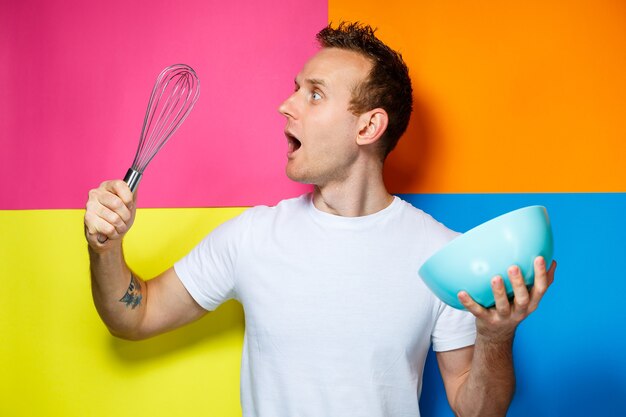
[123, 63, 201, 192]
[96, 64, 200, 244]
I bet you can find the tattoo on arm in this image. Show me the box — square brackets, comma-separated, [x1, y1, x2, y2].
[119, 272, 143, 309]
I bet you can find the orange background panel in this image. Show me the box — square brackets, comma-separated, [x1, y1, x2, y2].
[330, 0, 626, 192]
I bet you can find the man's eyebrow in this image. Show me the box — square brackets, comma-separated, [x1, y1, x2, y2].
[295, 78, 327, 88]
[306, 78, 327, 87]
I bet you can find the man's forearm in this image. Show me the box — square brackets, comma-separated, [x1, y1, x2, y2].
[453, 334, 515, 417]
[89, 243, 147, 339]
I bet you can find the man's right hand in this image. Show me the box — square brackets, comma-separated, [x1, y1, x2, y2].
[84, 180, 136, 251]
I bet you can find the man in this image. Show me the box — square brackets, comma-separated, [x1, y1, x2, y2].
[84, 22, 556, 417]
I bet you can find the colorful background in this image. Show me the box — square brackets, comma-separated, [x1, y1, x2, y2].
[1, 0, 625, 416]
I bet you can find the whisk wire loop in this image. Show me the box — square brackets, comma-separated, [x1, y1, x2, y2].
[127, 64, 200, 191]
[97, 64, 200, 243]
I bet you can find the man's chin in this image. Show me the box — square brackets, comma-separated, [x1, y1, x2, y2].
[285, 167, 314, 185]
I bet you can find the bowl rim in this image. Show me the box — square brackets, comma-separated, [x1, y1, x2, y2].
[419, 205, 548, 273]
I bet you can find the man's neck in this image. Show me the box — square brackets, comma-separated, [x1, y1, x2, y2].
[312, 173, 393, 217]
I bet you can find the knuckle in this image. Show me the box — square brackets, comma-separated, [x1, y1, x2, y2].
[516, 297, 530, 309]
[85, 198, 100, 212]
[511, 274, 525, 285]
[110, 198, 124, 210]
[100, 223, 115, 236]
[84, 211, 95, 226]
[491, 309, 509, 318]
[87, 189, 101, 202]
[112, 179, 128, 191]
[488, 316, 501, 327]
[534, 285, 547, 297]
[84, 221, 96, 235]
[104, 211, 120, 225]
[120, 210, 132, 223]
[114, 218, 127, 231]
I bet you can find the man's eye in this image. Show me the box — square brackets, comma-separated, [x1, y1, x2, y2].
[312, 92, 322, 101]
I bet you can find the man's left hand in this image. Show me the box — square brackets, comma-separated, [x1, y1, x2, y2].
[458, 256, 557, 343]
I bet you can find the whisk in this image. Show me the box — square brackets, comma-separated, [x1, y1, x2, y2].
[123, 63, 201, 192]
[96, 64, 200, 244]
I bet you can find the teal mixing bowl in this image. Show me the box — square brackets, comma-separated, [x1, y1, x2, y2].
[418, 206, 554, 310]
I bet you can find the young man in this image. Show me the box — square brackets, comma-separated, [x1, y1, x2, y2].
[85, 22, 556, 417]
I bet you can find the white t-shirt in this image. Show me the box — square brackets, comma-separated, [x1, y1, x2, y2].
[175, 194, 476, 417]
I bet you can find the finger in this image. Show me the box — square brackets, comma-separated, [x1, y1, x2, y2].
[83, 222, 113, 245]
[86, 196, 130, 235]
[528, 257, 556, 312]
[102, 180, 134, 207]
[97, 193, 129, 225]
[90, 189, 132, 223]
[491, 275, 511, 316]
[84, 211, 121, 241]
[101, 191, 132, 223]
[508, 265, 530, 314]
[98, 204, 130, 235]
[85, 180, 136, 247]
[84, 192, 134, 239]
[458, 291, 489, 319]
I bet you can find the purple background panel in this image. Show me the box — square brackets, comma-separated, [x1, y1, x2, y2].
[0, 0, 324, 209]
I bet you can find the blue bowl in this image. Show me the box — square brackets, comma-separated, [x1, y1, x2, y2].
[418, 206, 554, 310]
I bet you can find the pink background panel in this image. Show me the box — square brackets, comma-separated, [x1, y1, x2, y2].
[0, 0, 325, 209]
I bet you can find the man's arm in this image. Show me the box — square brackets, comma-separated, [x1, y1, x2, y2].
[84, 180, 206, 340]
[437, 256, 557, 417]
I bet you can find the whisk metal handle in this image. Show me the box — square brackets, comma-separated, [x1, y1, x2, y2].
[123, 168, 142, 193]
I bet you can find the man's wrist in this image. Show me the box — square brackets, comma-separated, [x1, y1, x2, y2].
[475, 328, 516, 347]
[88, 239, 123, 257]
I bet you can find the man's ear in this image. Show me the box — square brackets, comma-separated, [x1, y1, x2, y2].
[356, 108, 388, 146]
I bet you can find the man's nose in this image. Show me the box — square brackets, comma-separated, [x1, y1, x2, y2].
[278, 93, 297, 119]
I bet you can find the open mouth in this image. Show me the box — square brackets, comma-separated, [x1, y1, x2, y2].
[285, 131, 302, 154]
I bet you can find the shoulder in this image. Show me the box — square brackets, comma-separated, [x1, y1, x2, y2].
[243, 193, 310, 220]
[393, 196, 460, 252]
[249, 193, 310, 213]
[226, 194, 311, 234]
[187, 195, 311, 258]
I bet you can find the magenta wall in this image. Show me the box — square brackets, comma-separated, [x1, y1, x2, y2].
[1, 0, 322, 209]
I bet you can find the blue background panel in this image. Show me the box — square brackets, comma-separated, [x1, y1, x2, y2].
[401, 193, 626, 417]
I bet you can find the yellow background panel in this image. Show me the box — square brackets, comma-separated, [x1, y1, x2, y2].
[0, 208, 246, 417]
[330, 0, 626, 192]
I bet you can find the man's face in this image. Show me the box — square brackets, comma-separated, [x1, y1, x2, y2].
[278, 47, 372, 186]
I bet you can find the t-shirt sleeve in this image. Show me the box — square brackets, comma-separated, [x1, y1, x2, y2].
[431, 303, 476, 352]
[174, 211, 248, 311]
[421, 210, 477, 351]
